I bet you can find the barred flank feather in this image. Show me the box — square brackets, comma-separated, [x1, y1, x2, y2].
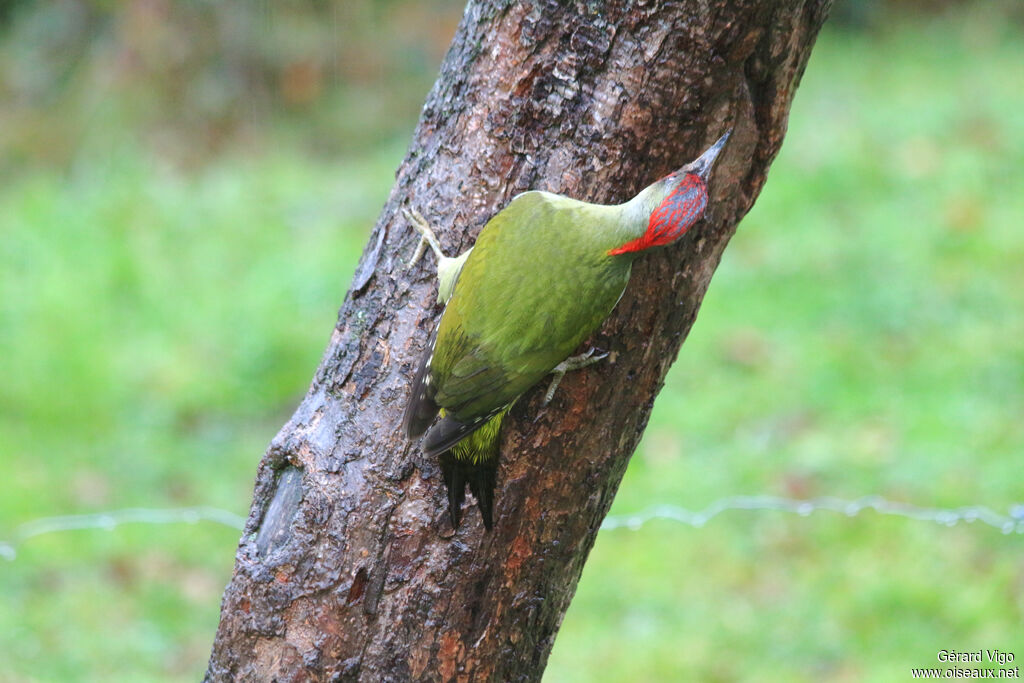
[402, 334, 439, 439]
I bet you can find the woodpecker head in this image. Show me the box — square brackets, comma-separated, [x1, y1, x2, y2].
[610, 129, 731, 256]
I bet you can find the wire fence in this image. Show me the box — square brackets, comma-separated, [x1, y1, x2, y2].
[0, 507, 247, 562]
[2, 495, 1021, 561]
[599, 495, 1024, 534]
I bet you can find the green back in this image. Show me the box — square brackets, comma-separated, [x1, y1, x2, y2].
[432, 191, 634, 420]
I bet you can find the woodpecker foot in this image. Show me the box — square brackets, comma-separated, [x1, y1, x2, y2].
[403, 207, 447, 268]
[404, 207, 473, 306]
[542, 348, 609, 405]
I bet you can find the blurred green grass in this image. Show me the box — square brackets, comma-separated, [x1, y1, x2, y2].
[1, 3, 1023, 681]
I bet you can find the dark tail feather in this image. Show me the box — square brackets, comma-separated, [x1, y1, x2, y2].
[429, 408, 508, 530]
[466, 460, 498, 530]
[439, 452, 467, 528]
[439, 451, 498, 531]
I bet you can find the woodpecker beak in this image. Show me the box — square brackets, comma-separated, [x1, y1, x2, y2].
[685, 129, 732, 181]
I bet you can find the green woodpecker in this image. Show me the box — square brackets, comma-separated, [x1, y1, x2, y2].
[403, 130, 731, 530]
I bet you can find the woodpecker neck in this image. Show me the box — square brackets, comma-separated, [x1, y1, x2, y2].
[609, 174, 696, 257]
[621, 180, 670, 229]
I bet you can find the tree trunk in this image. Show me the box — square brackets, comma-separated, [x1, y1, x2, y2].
[206, 1, 831, 680]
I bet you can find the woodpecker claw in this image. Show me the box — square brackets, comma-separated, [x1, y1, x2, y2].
[403, 207, 447, 268]
[542, 348, 609, 406]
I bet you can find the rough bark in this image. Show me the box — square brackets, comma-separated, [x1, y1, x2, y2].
[206, 1, 831, 680]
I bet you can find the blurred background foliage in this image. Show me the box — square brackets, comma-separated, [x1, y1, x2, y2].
[1, 0, 1022, 680]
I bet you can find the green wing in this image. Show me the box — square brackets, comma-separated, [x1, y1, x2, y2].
[430, 191, 632, 421]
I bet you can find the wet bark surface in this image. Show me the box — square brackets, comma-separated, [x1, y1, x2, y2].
[206, 1, 832, 680]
